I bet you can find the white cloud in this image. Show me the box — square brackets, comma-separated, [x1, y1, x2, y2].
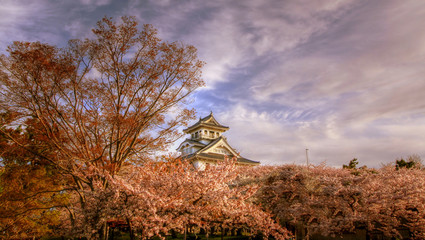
[0, 1, 76, 48]
[188, 1, 425, 168]
[217, 104, 425, 168]
[0, 3, 29, 25]
[79, 0, 111, 6]
[64, 20, 87, 39]
[0, 2, 46, 47]
[189, 0, 356, 87]
[123, 0, 357, 87]
[247, 0, 425, 122]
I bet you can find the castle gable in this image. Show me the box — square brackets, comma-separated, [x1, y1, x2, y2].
[177, 112, 260, 167]
[199, 136, 238, 157]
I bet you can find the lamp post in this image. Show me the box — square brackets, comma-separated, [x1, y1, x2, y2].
[306, 148, 309, 166]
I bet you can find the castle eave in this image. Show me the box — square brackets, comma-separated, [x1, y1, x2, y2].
[182, 152, 260, 166]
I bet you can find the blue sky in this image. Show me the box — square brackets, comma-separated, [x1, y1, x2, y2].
[1, 0, 424, 167]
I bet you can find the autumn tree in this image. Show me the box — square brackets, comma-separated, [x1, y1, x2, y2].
[0, 16, 204, 238]
[0, 112, 70, 238]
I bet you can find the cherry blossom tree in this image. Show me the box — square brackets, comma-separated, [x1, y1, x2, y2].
[256, 164, 425, 239]
[256, 165, 366, 238]
[362, 166, 425, 239]
[71, 158, 292, 240]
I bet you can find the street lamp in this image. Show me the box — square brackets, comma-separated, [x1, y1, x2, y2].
[305, 148, 309, 166]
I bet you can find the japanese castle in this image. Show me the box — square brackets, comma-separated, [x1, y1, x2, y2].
[177, 112, 260, 169]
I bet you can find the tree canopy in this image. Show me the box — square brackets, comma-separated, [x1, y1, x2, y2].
[255, 164, 425, 239]
[0, 16, 205, 239]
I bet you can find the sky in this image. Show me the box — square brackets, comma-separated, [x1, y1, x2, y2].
[1, 0, 424, 167]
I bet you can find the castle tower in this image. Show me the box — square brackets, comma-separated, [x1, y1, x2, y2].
[176, 112, 259, 169]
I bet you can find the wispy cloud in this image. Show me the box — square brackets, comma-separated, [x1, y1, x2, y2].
[218, 104, 425, 167]
[213, 0, 425, 167]
[79, 0, 112, 7]
[0, 1, 52, 46]
[1, 0, 424, 167]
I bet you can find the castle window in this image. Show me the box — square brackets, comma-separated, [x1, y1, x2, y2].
[209, 131, 214, 138]
[195, 132, 198, 139]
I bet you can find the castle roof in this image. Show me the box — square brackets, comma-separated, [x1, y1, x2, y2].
[183, 112, 229, 133]
[180, 136, 260, 166]
[185, 152, 260, 165]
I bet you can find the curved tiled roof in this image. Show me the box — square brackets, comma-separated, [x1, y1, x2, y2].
[184, 139, 206, 147]
[183, 152, 260, 165]
[183, 112, 229, 133]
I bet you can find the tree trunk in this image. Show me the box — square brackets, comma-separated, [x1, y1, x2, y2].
[109, 226, 114, 240]
[184, 225, 188, 240]
[127, 218, 135, 240]
[171, 229, 178, 238]
[205, 227, 209, 240]
[221, 226, 224, 240]
[99, 222, 108, 240]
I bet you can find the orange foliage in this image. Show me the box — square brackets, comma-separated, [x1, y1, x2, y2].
[0, 16, 204, 239]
